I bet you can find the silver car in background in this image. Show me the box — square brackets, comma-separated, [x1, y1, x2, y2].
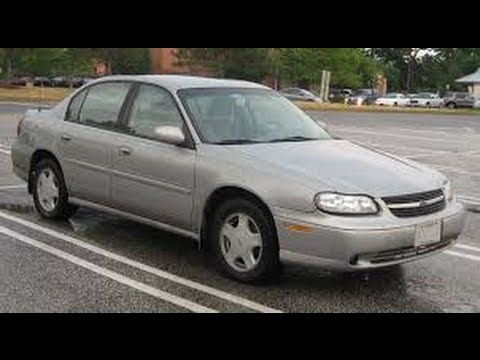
[11, 75, 465, 283]
[278, 88, 321, 103]
[408, 93, 444, 108]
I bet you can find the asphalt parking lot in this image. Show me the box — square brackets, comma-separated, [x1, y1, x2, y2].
[1, 103, 480, 313]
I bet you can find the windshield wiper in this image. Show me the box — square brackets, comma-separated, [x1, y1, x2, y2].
[267, 136, 320, 143]
[213, 139, 261, 145]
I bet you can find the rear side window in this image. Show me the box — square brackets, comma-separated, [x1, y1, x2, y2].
[66, 90, 88, 122]
[78, 82, 131, 129]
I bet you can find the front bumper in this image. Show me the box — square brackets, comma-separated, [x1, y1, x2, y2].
[273, 201, 466, 271]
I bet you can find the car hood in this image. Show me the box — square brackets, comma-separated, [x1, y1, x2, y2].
[229, 140, 445, 197]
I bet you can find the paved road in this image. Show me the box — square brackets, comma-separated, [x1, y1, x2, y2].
[1, 105, 480, 313]
[0, 102, 52, 115]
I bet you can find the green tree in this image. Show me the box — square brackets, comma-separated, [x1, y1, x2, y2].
[0, 48, 29, 80]
[111, 48, 150, 74]
[1, 48, 93, 80]
[56, 48, 92, 77]
[278, 48, 380, 89]
[85, 48, 150, 74]
[370, 48, 430, 91]
[402, 48, 480, 93]
[16, 48, 65, 76]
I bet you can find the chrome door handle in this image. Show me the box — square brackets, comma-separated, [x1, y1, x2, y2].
[60, 135, 72, 142]
[118, 147, 132, 156]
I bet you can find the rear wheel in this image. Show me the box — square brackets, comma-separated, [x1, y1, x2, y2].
[32, 158, 77, 220]
[210, 198, 280, 284]
[447, 102, 456, 109]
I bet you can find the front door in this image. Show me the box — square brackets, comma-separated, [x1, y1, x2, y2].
[111, 83, 196, 231]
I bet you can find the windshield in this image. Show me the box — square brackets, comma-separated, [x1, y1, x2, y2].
[178, 88, 331, 144]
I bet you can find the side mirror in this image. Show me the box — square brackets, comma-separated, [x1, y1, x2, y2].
[154, 126, 185, 146]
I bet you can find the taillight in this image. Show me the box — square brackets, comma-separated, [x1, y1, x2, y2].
[17, 116, 25, 137]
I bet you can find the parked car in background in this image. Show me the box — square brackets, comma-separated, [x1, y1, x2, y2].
[408, 93, 444, 108]
[33, 77, 53, 87]
[70, 77, 86, 88]
[279, 88, 321, 102]
[329, 88, 353, 103]
[10, 76, 32, 86]
[11, 75, 465, 283]
[443, 92, 476, 109]
[474, 97, 480, 109]
[375, 93, 410, 107]
[51, 76, 70, 88]
[83, 78, 95, 85]
[348, 89, 379, 106]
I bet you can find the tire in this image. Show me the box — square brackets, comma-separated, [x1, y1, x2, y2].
[447, 102, 456, 109]
[209, 197, 280, 284]
[32, 158, 77, 220]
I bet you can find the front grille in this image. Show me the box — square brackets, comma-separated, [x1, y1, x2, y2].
[352, 239, 452, 265]
[383, 189, 446, 218]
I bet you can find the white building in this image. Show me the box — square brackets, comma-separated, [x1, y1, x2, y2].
[456, 68, 480, 97]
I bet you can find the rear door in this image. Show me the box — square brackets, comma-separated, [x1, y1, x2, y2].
[57, 81, 132, 206]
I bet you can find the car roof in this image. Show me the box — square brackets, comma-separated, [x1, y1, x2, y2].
[87, 75, 270, 92]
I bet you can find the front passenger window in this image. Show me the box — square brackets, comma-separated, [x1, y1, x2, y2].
[126, 84, 184, 140]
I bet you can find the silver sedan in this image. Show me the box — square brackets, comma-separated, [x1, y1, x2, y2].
[11, 75, 465, 283]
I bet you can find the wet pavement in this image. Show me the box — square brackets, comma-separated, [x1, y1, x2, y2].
[1, 105, 480, 313]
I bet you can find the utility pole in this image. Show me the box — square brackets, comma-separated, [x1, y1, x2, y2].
[319, 70, 326, 101]
[371, 48, 376, 95]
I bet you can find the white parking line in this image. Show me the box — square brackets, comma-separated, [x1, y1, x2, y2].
[458, 195, 480, 203]
[0, 185, 26, 191]
[0, 210, 282, 313]
[407, 154, 445, 160]
[445, 250, 480, 262]
[431, 165, 480, 178]
[0, 226, 217, 313]
[455, 244, 480, 254]
[0, 101, 52, 107]
[334, 128, 469, 144]
[0, 148, 11, 155]
[345, 127, 455, 138]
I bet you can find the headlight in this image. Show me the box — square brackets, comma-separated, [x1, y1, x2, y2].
[314, 192, 379, 215]
[444, 181, 454, 202]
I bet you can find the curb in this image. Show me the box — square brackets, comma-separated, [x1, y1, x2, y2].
[0, 101, 57, 107]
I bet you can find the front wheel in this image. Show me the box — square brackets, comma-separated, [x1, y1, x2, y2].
[32, 158, 77, 220]
[210, 198, 280, 284]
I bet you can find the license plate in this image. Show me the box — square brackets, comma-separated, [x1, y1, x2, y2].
[415, 221, 442, 247]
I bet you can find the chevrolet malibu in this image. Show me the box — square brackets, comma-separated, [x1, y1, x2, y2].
[11, 75, 466, 283]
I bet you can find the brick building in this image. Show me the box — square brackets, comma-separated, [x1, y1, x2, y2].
[150, 48, 276, 88]
[150, 48, 211, 76]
